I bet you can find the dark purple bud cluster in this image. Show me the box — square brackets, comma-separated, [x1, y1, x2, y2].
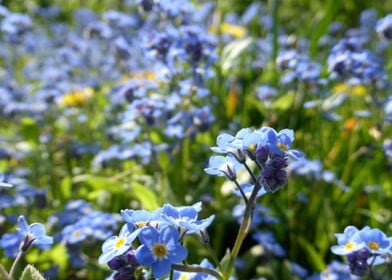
[261, 155, 288, 193]
[108, 250, 139, 280]
[347, 248, 371, 277]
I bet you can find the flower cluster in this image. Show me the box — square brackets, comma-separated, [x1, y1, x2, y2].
[331, 225, 392, 277]
[205, 127, 303, 195]
[99, 202, 214, 278]
[49, 200, 119, 268]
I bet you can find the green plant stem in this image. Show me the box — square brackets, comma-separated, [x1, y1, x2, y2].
[0, 264, 10, 280]
[233, 179, 248, 204]
[171, 264, 223, 280]
[9, 250, 23, 280]
[223, 181, 262, 279]
[205, 241, 223, 271]
[169, 268, 174, 280]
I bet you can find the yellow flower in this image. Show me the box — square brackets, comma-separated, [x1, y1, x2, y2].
[209, 22, 246, 38]
[333, 83, 367, 96]
[121, 71, 159, 83]
[60, 87, 94, 107]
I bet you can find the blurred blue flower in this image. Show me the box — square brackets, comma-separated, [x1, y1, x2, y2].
[17, 215, 53, 250]
[0, 231, 24, 258]
[252, 231, 285, 257]
[0, 173, 12, 188]
[0, 215, 52, 257]
[230, 183, 267, 199]
[376, 14, 392, 40]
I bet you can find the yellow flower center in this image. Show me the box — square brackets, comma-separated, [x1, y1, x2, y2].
[248, 144, 256, 152]
[278, 143, 288, 151]
[368, 241, 379, 250]
[344, 242, 355, 250]
[73, 230, 81, 237]
[179, 275, 189, 280]
[114, 237, 126, 249]
[152, 243, 167, 258]
[135, 221, 148, 228]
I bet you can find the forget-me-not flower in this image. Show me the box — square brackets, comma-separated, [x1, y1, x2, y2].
[98, 224, 140, 264]
[135, 225, 187, 278]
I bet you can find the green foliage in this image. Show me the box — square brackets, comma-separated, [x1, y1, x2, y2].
[20, 265, 45, 280]
[0, 264, 10, 280]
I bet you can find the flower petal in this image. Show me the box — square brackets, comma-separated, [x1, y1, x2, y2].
[135, 245, 154, 266]
[151, 259, 171, 278]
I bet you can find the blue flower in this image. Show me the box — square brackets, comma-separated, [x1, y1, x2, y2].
[376, 14, 392, 40]
[261, 127, 303, 159]
[0, 231, 24, 258]
[0, 173, 12, 188]
[230, 183, 267, 199]
[161, 203, 215, 235]
[121, 208, 163, 231]
[331, 226, 366, 255]
[210, 128, 252, 154]
[0, 216, 53, 257]
[252, 231, 285, 257]
[318, 261, 351, 280]
[17, 215, 53, 249]
[204, 155, 243, 180]
[98, 224, 140, 264]
[359, 228, 391, 254]
[135, 226, 187, 278]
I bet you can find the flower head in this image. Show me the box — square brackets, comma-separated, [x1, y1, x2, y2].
[359, 228, 391, 254]
[17, 215, 53, 251]
[204, 155, 243, 180]
[331, 226, 366, 255]
[161, 203, 215, 235]
[135, 226, 187, 278]
[99, 225, 140, 264]
[0, 173, 12, 188]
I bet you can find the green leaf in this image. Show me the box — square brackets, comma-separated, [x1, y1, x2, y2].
[20, 265, 45, 280]
[219, 249, 231, 273]
[60, 176, 72, 200]
[131, 182, 160, 211]
[73, 175, 124, 193]
[297, 236, 325, 271]
[20, 117, 40, 144]
[0, 264, 10, 280]
[221, 38, 253, 73]
[157, 151, 170, 169]
[271, 91, 295, 110]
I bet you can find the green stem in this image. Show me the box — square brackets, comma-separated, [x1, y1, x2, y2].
[169, 267, 174, 280]
[223, 181, 262, 279]
[0, 264, 10, 280]
[233, 180, 249, 204]
[9, 250, 23, 280]
[205, 241, 223, 272]
[171, 264, 223, 280]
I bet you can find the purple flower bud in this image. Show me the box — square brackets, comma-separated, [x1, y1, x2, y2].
[108, 256, 128, 270]
[271, 155, 287, 169]
[255, 145, 270, 164]
[125, 250, 138, 266]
